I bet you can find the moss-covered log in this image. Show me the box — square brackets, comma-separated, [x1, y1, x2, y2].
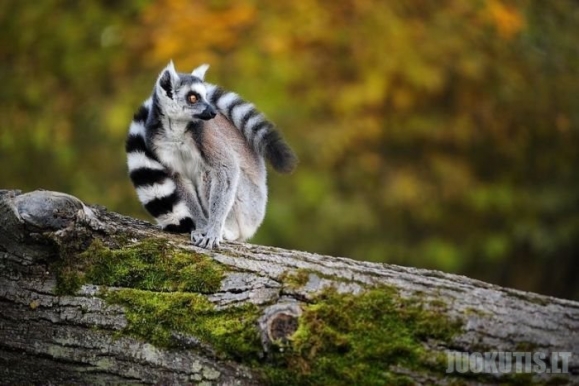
[0, 189, 577, 385]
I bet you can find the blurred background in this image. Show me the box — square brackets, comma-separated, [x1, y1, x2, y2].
[1, 0, 578, 300]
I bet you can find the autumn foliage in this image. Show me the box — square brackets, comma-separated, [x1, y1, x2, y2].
[1, 0, 578, 299]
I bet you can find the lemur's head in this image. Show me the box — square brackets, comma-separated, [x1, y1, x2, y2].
[155, 61, 216, 122]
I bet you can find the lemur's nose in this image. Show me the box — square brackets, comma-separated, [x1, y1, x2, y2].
[196, 105, 217, 120]
[206, 106, 217, 118]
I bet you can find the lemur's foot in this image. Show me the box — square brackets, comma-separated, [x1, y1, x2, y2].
[191, 229, 221, 249]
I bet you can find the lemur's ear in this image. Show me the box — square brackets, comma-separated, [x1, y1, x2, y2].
[191, 64, 209, 81]
[157, 61, 179, 99]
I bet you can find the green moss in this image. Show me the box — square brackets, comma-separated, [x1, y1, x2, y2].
[262, 286, 463, 386]
[279, 269, 310, 289]
[279, 268, 361, 289]
[464, 307, 489, 317]
[55, 238, 223, 294]
[53, 237, 262, 360]
[54, 264, 85, 295]
[52, 239, 478, 384]
[104, 288, 262, 360]
[428, 298, 449, 310]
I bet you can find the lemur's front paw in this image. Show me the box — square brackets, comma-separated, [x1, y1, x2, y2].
[191, 229, 221, 249]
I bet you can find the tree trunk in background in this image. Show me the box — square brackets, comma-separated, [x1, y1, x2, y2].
[0, 189, 577, 385]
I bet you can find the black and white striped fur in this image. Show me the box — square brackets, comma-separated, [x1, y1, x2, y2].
[205, 84, 296, 174]
[126, 62, 296, 248]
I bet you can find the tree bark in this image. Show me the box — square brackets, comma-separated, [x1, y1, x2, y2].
[0, 189, 577, 385]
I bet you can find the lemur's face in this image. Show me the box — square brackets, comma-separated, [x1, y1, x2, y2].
[155, 62, 216, 122]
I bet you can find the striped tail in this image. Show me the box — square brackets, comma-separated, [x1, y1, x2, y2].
[125, 98, 195, 233]
[206, 84, 298, 174]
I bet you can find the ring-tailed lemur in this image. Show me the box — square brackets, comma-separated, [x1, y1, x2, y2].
[126, 62, 297, 249]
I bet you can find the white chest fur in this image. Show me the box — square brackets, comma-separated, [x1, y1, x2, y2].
[154, 120, 205, 181]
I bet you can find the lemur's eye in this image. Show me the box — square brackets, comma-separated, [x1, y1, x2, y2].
[188, 93, 198, 104]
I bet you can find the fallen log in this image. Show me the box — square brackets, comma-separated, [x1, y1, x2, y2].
[0, 189, 577, 385]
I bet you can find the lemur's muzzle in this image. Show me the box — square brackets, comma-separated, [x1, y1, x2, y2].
[195, 104, 217, 121]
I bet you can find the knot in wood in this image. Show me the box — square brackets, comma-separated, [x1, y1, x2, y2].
[14, 190, 85, 230]
[269, 312, 299, 342]
[258, 302, 302, 352]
